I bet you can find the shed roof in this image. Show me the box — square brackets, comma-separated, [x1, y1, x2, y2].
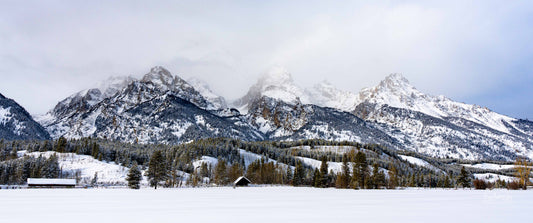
[27, 178, 76, 185]
[233, 176, 251, 185]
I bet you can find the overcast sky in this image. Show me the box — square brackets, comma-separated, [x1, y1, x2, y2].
[1, 0, 532, 118]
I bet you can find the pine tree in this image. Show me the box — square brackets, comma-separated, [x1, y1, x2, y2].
[214, 159, 228, 185]
[55, 137, 67, 153]
[319, 156, 329, 188]
[312, 168, 321, 187]
[228, 162, 243, 183]
[338, 155, 351, 188]
[126, 162, 142, 189]
[388, 165, 398, 189]
[457, 166, 471, 188]
[146, 150, 168, 189]
[292, 160, 304, 186]
[352, 151, 368, 189]
[285, 166, 293, 185]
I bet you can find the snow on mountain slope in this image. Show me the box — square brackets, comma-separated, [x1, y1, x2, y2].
[305, 81, 360, 112]
[233, 67, 308, 113]
[187, 77, 228, 109]
[233, 67, 362, 114]
[38, 66, 249, 142]
[21, 151, 133, 185]
[0, 93, 50, 140]
[0, 107, 11, 125]
[357, 73, 515, 134]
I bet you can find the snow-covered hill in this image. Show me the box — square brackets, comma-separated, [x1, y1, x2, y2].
[20, 151, 135, 185]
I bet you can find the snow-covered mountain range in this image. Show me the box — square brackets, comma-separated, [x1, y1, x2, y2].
[1, 66, 531, 161]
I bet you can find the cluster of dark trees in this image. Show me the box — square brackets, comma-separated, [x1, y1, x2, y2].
[1, 137, 530, 190]
[0, 154, 61, 185]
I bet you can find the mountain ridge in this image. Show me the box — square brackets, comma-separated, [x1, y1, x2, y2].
[28, 66, 533, 161]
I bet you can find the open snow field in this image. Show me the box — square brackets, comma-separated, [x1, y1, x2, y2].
[0, 187, 531, 223]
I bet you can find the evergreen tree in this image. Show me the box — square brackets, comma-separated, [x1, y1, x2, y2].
[388, 165, 398, 189]
[214, 159, 228, 185]
[457, 166, 471, 188]
[285, 166, 293, 185]
[228, 162, 244, 183]
[337, 155, 351, 188]
[292, 160, 304, 186]
[312, 168, 321, 187]
[146, 150, 168, 189]
[126, 162, 142, 189]
[319, 156, 329, 188]
[352, 151, 368, 189]
[9, 147, 17, 160]
[56, 137, 67, 153]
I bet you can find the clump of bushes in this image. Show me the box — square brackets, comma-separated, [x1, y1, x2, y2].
[473, 179, 487, 190]
[507, 181, 521, 190]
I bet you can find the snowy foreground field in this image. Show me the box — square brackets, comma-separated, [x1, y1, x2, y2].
[1, 187, 531, 223]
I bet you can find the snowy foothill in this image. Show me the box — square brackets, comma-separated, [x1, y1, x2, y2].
[1, 187, 532, 223]
[462, 163, 517, 171]
[474, 173, 517, 183]
[398, 155, 442, 173]
[19, 151, 135, 185]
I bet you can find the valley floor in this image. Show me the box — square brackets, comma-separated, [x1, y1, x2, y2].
[0, 187, 530, 223]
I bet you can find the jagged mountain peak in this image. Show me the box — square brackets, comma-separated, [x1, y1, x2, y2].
[357, 73, 517, 134]
[384, 73, 410, 84]
[233, 67, 307, 113]
[141, 66, 180, 90]
[95, 75, 136, 98]
[374, 73, 416, 93]
[305, 80, 360, 112]
[257, 66, 294, 86]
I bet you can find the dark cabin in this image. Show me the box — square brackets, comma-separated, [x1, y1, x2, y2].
[233, 176, 251, 187]
[27, 178, 76, 188]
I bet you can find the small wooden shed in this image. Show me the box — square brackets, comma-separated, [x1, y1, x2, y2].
[233, 176, 251, 187]
[27, 178, 76, 188]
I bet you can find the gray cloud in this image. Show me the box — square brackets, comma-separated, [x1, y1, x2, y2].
[1, 1, 532, 118]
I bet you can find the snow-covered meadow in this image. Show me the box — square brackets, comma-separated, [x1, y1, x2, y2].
[0, 187, 531, 223]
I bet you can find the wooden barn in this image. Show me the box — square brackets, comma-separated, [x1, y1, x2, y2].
[27, 178, 76, 188]
[233, 176, 251, 187]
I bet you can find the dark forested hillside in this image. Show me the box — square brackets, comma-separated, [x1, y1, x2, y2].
[1, 137, 522, 189]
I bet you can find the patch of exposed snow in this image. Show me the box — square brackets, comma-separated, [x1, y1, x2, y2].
[473, 173, 516, 183]
[399, 155, 441, 172]
[0, 107, 11, 124]
[462, 163, 517, 170]
[192, 156, 219, 169]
